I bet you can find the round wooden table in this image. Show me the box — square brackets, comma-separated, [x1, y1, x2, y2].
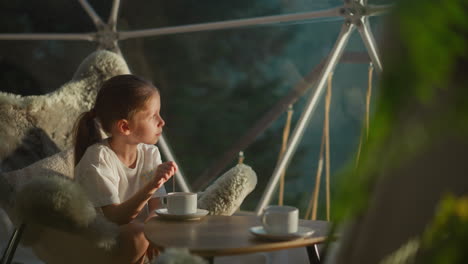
[144, 215, 329, 263]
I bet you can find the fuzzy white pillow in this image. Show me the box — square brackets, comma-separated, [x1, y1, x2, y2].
[3, 149, 74, 195]
[13, 172, 119, 250]
[198, 164, 257, 216]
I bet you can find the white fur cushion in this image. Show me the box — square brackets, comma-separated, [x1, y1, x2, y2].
[3, 149, 74, 194]
[198, 164, 257, 216]
[13, 173, 119, 250]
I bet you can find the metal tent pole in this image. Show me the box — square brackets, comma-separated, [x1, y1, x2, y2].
[78, 0, 105, 28]
[0, 33, 94, 41]
[108, 0, 120, 28]
[119, 8, 342, 40]
[357, 17, 383, 73]
[158, 135, 191, 192]
[255, 22, 356, 215]
[366, 4, 394, 17]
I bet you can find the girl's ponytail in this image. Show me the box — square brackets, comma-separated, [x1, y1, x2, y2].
[73, 109, 102, 166]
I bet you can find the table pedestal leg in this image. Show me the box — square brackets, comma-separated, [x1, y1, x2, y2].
[306, 244, 321, 264]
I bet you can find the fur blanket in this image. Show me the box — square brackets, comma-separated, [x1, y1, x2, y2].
[0, 50, 130, 172]
[1, 148, 74, 209]
[13, 173, 119, 250]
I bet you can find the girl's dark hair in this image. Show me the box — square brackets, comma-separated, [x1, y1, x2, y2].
[74, 74, 158, 165]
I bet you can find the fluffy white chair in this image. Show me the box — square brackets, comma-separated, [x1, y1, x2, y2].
[0, 48, 257, 215]
[0, 49, 129, 264]
[0, 50, 257, 264]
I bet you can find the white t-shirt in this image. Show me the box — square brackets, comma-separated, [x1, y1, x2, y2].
[74, 139, 166, 222]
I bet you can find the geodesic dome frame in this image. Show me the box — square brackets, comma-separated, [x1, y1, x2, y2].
[0, 0, 391, 215]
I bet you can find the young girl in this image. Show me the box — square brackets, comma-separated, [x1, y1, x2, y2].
[73, 74, 177, 264]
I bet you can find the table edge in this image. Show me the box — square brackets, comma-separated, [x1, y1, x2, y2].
[181, 236, 328, 257]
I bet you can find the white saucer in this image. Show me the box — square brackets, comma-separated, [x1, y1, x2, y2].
[155, 208, 209, 221]
[249, 226, 315, 241]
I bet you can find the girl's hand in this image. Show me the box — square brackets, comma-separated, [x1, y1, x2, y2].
[150, 161, 177, 190]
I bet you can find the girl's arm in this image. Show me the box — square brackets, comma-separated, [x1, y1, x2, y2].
[146, 197, 162, 220]
[101, 161, 177, 225]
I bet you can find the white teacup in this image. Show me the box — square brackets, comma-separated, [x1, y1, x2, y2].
[163, 192, 197, 215]
[261, 205, 299, 234]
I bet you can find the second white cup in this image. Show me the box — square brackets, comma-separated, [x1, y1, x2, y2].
[261, 205, 299, 234]
[163, 192, 197, 215]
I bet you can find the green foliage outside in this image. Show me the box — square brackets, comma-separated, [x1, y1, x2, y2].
[333, 0, 468, 222]
[328, 0, 468, 262]
[380, 195, 468, 264]
[419, 195, 468, 263]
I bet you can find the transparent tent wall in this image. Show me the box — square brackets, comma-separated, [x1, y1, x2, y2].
[0, 0, 388, 217]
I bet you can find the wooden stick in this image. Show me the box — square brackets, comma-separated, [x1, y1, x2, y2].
[355, 63, 374, 168]
[325, 73, 333, 221]
[366, 63, 374, 139]
[355, 140, 362, 169]
[278, 105, 294, 205]
[306, 133, 325, 220]
[238, 151, 245, 164]
[306, 72, 332, 220]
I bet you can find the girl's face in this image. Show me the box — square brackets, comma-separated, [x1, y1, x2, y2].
[128, 92, 165, 145]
